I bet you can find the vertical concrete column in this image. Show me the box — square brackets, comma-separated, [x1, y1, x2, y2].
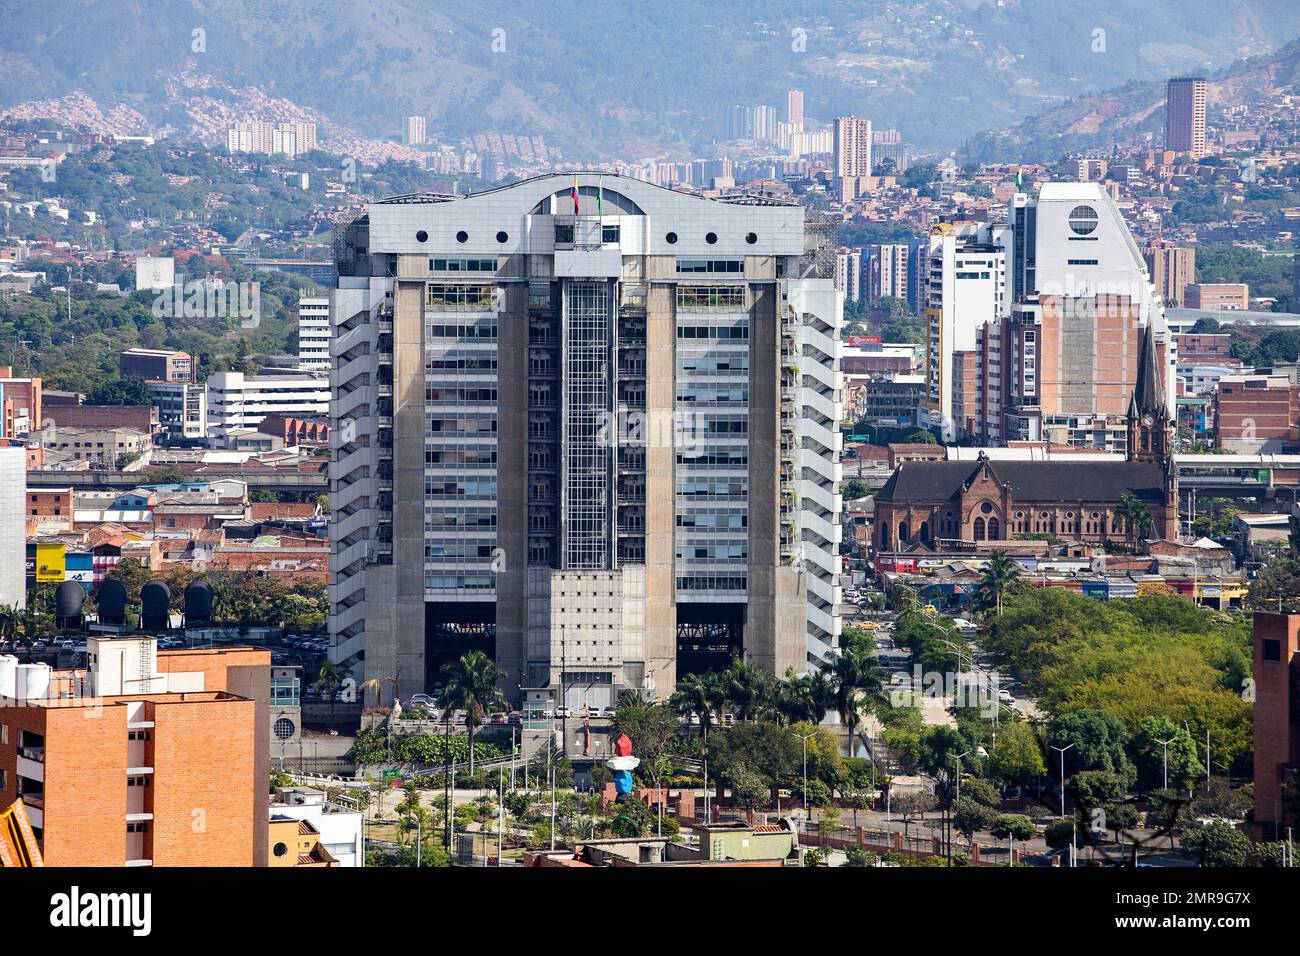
[644, 282, 677, 697]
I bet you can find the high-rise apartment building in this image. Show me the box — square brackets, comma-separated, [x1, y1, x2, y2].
[1142, 241, 1196, 307]
[1165, 77, 1208, 159]
[866, 240, 926, 312]
[836, 249, 863, 303]
[993, 183, 1172, 449]
[297, 296, 332, 370]
[227, 121, 318, 158]
[0, 639, 270, 866]
[404, 115, 427, 146]
[328, 174, 842, 708]
[922, 223, 1010, 442]
[786, 90, 804, 129]
[833, 116, 873, 179]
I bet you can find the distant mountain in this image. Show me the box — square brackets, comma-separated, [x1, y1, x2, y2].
[959, 34, 1300, 163]
[2, 0, 1300, 159]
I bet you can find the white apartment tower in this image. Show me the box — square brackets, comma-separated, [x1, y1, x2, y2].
[297, 296, 332, 370]
[405, 116, 427, 146]
[328, 175, 842, 708]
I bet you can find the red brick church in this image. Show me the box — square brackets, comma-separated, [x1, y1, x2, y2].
[872, 325, 1177, 552]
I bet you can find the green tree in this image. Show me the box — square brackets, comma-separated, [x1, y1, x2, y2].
[719, 658, 775, 721]
[1047, 710, 1137, 792]
[437, 651, 506, 774]
[818, 641, 888, 756]
[1179, 819, 1251, 867]
[105, 557, 151, 605]
[953, 795, 999, 851]
[1117, 492, 1155, 549]
[990, 721, 1046, 791]
[990, 814, 1037, 859]
[973, 550, 1022, 617]
[1131, 716, 1202, 793]
[669, 672, 715, 737]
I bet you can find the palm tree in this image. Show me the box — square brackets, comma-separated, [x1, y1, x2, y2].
[773, 668, 830, 726]
[1117, 492, 1154, 550]
[438, 650, 506, 774]
[888, 584, 919, 613]
[721, 658, 774, 721]
[975, 549, 1021, 617]
[313, 659, 346, 727]
[669, 673, 712, 737]
[819, 645, 889, 757]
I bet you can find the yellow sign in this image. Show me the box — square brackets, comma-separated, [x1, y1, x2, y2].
[35, 542, 65, 583]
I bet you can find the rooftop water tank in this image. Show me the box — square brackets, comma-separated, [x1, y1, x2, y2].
[98, 579, 128, 625]
[16, 662, 51, 702]
[141, 580, 171, 631]
[0, 654, 17, 699]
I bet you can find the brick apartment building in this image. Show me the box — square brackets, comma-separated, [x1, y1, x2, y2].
[26, 488, 73, 519]
[1214, 374, 1298, 452]
[1172, 332, 1233, 364]
[119, 348, 194, 384]
[1248, 612, 1300, 841]
[257, 412, 331, 448]
[1185, 283, 1250, 311]
[0, 366, 42, 440]
[0, 638, 270, 866]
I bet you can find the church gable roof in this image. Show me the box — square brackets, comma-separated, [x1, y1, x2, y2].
[876, 459, 1166, 505]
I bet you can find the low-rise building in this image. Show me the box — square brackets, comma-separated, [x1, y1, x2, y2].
[268, 787, 363, 867]
[0, 638, 270, 866]
[1185, 282, 1249, 311]
[119, 348, 194, 383]
[205, 370, 329, 448]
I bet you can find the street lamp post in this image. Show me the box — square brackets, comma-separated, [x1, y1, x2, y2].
[796, 731, 816, 817]
[1051, 742, 1075, 818]
[1155, 736, 1176, 791]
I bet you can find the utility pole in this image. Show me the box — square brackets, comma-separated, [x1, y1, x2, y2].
[1051, 742, 1075, 817]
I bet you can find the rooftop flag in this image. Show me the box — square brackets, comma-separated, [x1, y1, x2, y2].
[572, 176, 580, 215]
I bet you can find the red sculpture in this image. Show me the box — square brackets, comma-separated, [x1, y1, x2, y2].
[614, 733, 633, 757]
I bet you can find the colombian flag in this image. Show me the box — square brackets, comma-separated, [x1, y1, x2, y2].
[572, 176, 580, 215]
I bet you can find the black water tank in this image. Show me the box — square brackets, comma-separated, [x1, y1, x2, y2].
[140, 580, 171, 631]
[55, 580, 84, 625]
[184, 579, 213, 624]
[98, 579, 127, 625]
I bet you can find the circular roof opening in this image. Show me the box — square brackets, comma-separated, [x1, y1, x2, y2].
[496, 231, 509, 243]
[455, 230, 469, 243]
[1068, 205, 1099, 236]
[745, 232, 757, 244]
[665, 231, 678, 244]
[415, 230, 428, 243]
[705, 232, 718, 244]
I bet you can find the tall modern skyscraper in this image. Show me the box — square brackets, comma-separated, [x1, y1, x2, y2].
[1164, 77, 1207, 158]
[329, 175, 842, 709]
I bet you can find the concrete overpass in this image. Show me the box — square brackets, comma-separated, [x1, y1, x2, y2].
[1174, 453, 1300, 500]
[26, 470, 328, 494]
